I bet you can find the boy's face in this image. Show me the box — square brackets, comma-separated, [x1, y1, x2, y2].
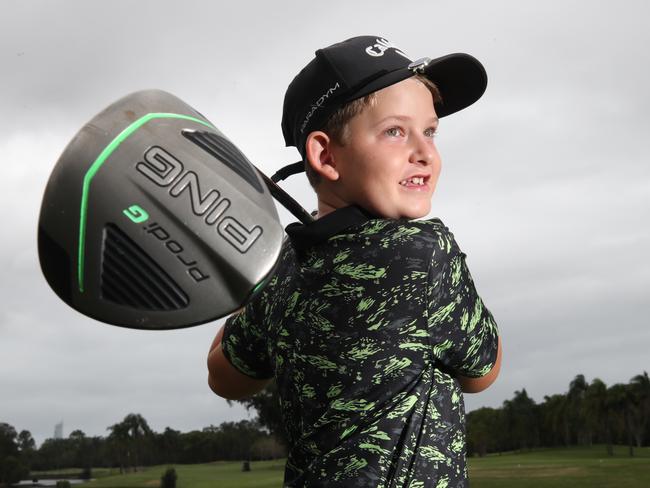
[328, 78, 441, 219]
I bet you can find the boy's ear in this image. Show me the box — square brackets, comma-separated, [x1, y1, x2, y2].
[305, 131, 340, 182]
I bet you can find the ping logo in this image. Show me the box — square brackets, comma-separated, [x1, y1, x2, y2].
[135, 146, 262, 253]
[123, 205, 149, 223]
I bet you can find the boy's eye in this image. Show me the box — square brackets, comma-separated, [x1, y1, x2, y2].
[424, 127, 438, 138]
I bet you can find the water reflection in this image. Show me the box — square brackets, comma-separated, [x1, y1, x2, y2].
[15, 480, 90, 486]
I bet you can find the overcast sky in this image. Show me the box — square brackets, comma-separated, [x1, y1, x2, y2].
[1, 0, 648, 446]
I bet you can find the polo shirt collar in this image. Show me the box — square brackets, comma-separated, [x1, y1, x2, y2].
[285, 205, 377, 251]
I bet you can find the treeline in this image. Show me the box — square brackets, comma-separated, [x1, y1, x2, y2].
[3, 371, 648, 484]
[466, 372, 650, 457]
[0, 414, 285, 484]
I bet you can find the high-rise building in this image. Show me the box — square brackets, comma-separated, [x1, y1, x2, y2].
[54, 421, 63, 439]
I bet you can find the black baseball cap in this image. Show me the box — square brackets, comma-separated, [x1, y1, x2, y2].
[281, 35, 487, 160]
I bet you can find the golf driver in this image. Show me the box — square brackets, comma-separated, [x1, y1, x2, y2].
[38, 90, 312, 330]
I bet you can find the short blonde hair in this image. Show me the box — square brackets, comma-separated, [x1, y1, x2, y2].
[305, 75, 442, 188]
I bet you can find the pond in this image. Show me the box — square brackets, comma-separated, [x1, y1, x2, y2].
[14, 480, 91, 487]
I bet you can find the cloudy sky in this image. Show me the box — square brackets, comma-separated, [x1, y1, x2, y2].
[1, 0, 648, 446]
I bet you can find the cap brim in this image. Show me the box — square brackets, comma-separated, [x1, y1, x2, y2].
[343, 52, 487, 118]
[424, 53, 487, 117]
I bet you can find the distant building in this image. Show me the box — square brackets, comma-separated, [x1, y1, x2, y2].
[54, 421, 63, 439]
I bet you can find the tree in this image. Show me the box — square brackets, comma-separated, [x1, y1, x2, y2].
[123, 414, 153, 469]
[466, 407, 504, 456]
[584, 378, 613, 455]
[250, 436, 286, 460]
[502, 389, 538, 451]
[17, 430, 35, 452]
[217, 420, 265, 461]
[0, 456, 29, 486]
[629, 371, 650, 448]
[179, 430, 213, 464]
[107, 420, 130, 473]
[16, 430, 36, 472]
[108, 414, 153, 472]
[68, 430, 90, 471]
[157, 427, 181, 464]
[232, 382, 288, 445]
[0, 423, 19, 459]
[567, 374, 590, 445]
[0, 423, 28, 485]
[33, 438, 68, 471]
[607, 383, 636, 456]
[540, 394, 569, 447]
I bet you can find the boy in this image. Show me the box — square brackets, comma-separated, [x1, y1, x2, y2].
[207, 35, 502, 487]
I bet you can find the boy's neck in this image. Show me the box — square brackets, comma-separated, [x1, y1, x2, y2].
[316, 199, 337, 220]
[315, 189, 350, 219]
[314, 186, 378, 220]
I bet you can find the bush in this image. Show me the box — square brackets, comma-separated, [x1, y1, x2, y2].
[81, 466, 92, 480]
[0, 456, 29, 485]
[161, 467, 177, 488]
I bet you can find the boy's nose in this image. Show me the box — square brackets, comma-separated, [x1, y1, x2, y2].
[409, 134, 435, 166]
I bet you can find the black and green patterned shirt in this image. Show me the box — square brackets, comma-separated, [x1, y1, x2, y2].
[222, 205, 499, 487]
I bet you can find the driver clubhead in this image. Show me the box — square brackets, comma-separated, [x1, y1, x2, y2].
[38, 90, 284, 330]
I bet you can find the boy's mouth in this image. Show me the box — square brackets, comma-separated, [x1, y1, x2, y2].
[399, 175, 430, 188]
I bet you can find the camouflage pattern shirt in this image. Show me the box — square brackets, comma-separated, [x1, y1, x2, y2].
[222, 205, 499, 487]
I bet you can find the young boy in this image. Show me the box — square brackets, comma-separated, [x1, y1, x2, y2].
[207, 35, 502, 487]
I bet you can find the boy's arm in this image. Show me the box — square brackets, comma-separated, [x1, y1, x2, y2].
[457, 336, 502, 393]
[206, 314, 272, 400]
[428, 229, 501, 388]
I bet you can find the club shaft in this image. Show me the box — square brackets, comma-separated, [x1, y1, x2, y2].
[259, 172, 314, 225]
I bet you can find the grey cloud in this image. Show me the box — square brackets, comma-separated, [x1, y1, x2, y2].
[1, 0, 649, 446]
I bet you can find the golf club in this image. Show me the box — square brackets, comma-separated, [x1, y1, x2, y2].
[38, 90, 312, 330]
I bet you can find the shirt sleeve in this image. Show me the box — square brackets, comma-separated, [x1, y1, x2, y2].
[426, 227, 499, 378]
[220, 301, 274, 380]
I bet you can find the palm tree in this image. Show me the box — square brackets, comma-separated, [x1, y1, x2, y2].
[107, 421, 130, 473]
[122, 414, 153, 470]
[107, 413, 152, 472]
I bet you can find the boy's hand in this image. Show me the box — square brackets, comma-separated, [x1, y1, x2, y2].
[457, 336, 502, 394]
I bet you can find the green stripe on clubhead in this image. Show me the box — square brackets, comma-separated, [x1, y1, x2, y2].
[77, 112, 215, 292]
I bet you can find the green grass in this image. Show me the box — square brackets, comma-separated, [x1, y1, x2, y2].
[469, 445, 650, 488]
[76, 446, 649, 487]
[83, 460, 285, 488]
